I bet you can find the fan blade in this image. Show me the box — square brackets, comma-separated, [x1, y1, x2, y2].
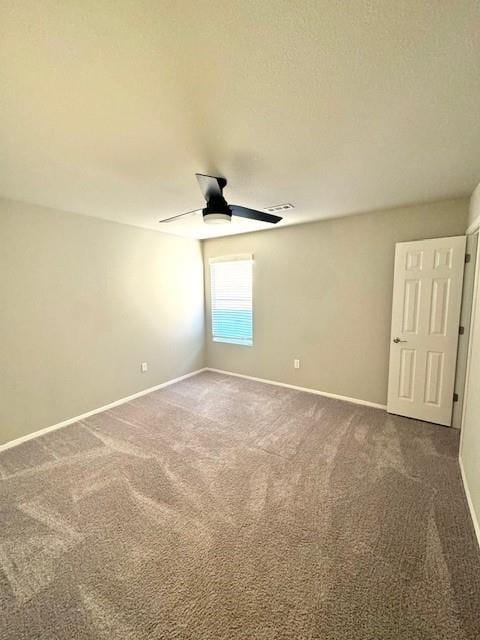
[230, 205, 282, 224]
[159, 209, 201, 223]
[196, 174, 227, 201]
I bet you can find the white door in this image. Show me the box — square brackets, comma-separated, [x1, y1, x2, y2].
[387, 236, 466, 426]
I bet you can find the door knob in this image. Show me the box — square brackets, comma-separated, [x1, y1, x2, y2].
[393, 337, 407, 343]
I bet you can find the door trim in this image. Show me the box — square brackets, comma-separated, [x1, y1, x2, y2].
[460, 230, 480, 440]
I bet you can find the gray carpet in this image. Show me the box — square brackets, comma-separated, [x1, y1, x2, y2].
[1, 371, 479, 639]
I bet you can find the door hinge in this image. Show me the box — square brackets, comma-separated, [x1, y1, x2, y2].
[459, 326, 465, 335]
[465, 253, 471, 263]
[453, 392, 459, 402]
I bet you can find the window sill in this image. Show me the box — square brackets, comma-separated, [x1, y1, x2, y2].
[213, 337, 253, 346]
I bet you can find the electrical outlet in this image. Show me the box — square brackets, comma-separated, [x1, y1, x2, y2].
[141, 362, 148, 373]
[294, 359, 300, 369]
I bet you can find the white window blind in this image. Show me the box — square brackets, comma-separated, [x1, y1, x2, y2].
[210, 255, 253, 346]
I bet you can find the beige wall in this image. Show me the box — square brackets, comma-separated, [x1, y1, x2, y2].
[203, 199, 468, 406]
[461, 184, 480, 542]
[0, 199, 205, 445]
[460, 245, 480, 542]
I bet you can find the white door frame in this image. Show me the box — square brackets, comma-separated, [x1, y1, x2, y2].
[452, 233, 478, 428]
[460, 225, 480, 446]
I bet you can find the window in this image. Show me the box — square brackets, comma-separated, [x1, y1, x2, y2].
[210, 255, 253, 346]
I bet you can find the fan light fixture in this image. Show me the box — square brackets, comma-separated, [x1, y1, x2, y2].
[203, 212, 231, 224]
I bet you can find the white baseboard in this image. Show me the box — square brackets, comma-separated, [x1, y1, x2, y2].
[206, 368, 387, 410]
[0, 368, 207, 453]
[459, 455, 480, 550]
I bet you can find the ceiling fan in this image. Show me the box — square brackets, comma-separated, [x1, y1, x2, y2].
[159, 174, 283, 226]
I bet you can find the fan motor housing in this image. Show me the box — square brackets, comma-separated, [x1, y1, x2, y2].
[202, 196, 232, 224]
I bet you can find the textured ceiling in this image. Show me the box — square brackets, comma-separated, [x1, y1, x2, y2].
[1, 1, 480, 239]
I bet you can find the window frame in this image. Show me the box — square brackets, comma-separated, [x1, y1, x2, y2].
[209, 254, 254, 347]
